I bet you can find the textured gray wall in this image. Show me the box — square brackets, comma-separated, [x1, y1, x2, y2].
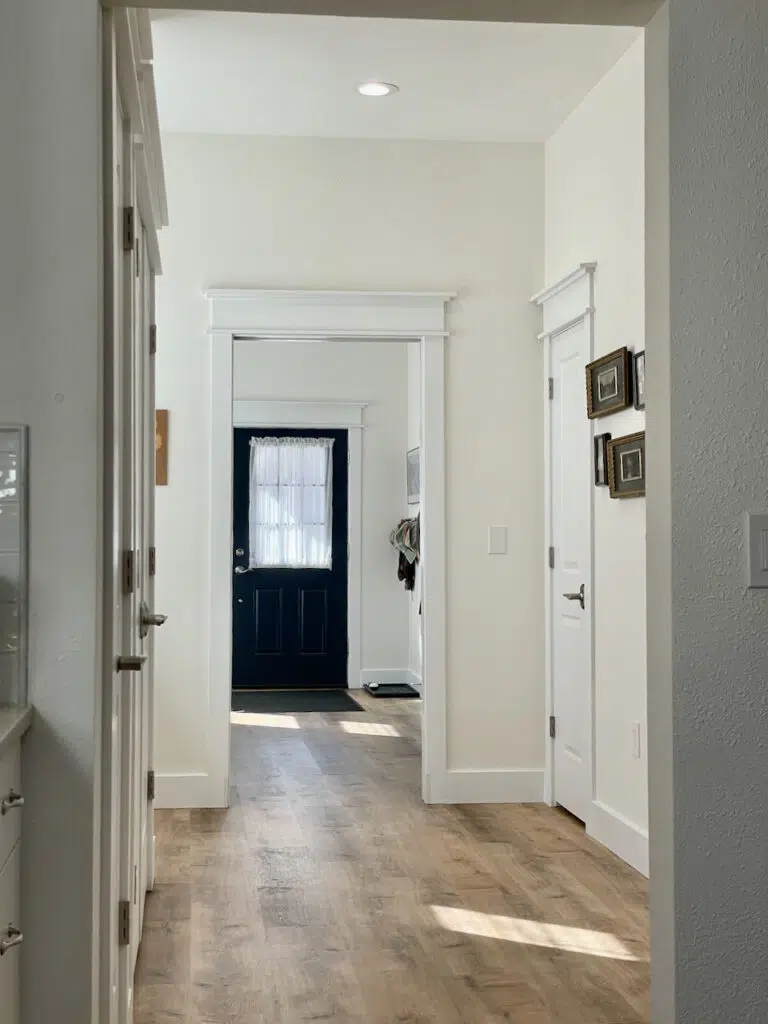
[647, 1, 768, 1020]
[0, 1, 102, 1020]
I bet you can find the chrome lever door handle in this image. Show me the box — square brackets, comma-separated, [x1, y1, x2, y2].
[1, 790, 23, 815]
[0, 925, 23, 955]
[562, 584, 586, 610]
[234, 566, 250, 574]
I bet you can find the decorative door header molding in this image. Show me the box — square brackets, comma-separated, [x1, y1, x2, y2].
[205, 288, 454, 340]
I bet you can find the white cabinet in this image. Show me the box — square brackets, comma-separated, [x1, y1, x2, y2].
[0, 737, 24, 1024]
[0, 842, 20, 1024]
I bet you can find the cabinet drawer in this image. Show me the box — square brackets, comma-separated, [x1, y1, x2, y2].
[0, 747, 22, 875]
[0, 842, 20, 1024]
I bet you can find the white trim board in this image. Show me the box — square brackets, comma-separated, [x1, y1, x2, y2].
[233, 399, 364, 694]
[428, 770, 544, 804]
[154, 773, 221, 811]
[533, 265, 596, 813]
[206, 289, 451, 809]
[588, 801, 649, 877]
[233, 399, 366, 429]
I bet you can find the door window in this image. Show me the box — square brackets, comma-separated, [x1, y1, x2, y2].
[248, 436, 335, 569]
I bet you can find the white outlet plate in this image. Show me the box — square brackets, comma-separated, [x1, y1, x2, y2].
[632, 721, 642, 760]
[488, 525, 508, 556]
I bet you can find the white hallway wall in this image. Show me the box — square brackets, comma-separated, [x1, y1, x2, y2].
[0, 1, 102, 1020]
[545, 39, 648, 854]
[155, 133, 545, 793]
[232, 340, 410, 676]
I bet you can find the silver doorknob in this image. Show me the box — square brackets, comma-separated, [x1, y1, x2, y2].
[0, 925, 23, 955]
[1, 790, 23, 816]
[562, 584, 586, 610]
[140, 602, 168, 639]
[116, 654, 147, 672]
[234, 566, 249, 574]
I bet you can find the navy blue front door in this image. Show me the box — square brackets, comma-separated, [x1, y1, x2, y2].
[232, 428, 349, 690]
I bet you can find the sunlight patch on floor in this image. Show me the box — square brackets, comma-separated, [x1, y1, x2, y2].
[230, 711, 301, 729]
[430, 906, 645, 962]
[339, 720, 401, 737]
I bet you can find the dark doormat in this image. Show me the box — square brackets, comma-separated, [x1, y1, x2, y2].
[231, 689, 366, 714]
[363, 682, 420, 699]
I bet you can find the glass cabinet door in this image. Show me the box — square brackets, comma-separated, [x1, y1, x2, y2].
[0, 427, 28, 706]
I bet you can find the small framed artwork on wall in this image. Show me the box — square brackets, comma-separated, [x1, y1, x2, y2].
[586, 347, 633, 418]
[607, 431, 646, 498]
[406, 447, 420, 505]
[155, 409, 169, 486]
[594, 433, 611, 486]
[633, 351, 646, 410]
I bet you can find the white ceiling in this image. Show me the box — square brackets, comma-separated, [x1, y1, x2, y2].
[151, 12, 640, 143]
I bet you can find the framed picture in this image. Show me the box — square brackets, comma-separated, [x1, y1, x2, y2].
[586, 347, 633, 418]
[406, 447, 421, 505]
[607, 431, 646, 498]
[633, 351, 646, 410]
[155, 409, 169, 486]
[594, 432, 611, 486]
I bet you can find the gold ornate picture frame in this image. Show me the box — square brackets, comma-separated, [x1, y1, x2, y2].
[586, 347, 633, 418]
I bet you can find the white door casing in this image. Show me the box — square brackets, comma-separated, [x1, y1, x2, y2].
[102, 11, 168, 1024]
[201, 290, 451, 810]
[533, 264, 596, 819]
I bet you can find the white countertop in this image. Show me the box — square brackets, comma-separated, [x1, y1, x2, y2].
[0, 706, 33, 757]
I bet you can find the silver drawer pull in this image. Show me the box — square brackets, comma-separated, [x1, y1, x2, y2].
[0, 925, 23, 955]
[0, 790, 23, 815]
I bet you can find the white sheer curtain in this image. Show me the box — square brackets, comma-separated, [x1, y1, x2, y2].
[248, 437, 335, 569]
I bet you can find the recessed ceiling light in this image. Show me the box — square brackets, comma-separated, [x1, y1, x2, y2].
[357, 81, 399, 98]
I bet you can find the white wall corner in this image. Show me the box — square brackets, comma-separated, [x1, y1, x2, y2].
[428, 769, 544, 805]
[406, 670, 423, 693]
[588, 800, 649, 877]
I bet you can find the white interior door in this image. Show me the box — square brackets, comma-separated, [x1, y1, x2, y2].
[550, 320, 593, 823]
[101, 24, 126, 1023]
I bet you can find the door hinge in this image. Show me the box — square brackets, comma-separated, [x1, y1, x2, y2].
[122, 550, 135, 595]
[548, 377, 554, 400]
[149, 324, 157, 355]
[549, 715, 556, 740]
[118, 900, 131, 946]
[149, 546, 157, 577]
[122, 206, 135, 252]
[548, 546, 555, 569]
[147, 769, 156, 802]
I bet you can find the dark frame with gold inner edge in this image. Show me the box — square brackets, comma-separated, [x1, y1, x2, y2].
[586, 347, 633, 418]
[607, 430, 646, 499]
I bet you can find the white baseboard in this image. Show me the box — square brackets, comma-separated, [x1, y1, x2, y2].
[427, 769, 544, 804]
[154, 772, 229, 810]
[360, 668, 412, 686]
[587, 800, 649, 877]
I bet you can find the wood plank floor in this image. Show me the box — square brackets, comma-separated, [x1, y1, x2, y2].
[135, 694, 650, 1023]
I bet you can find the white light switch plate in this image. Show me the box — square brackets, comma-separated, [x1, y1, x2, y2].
[488, 525, 508, 555]
[746, 513, 768, 588]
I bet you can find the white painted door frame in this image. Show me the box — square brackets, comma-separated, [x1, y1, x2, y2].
[533, 264, 596, 810]
[206, 289, 452, 806]
[232, 397, 365, 690]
